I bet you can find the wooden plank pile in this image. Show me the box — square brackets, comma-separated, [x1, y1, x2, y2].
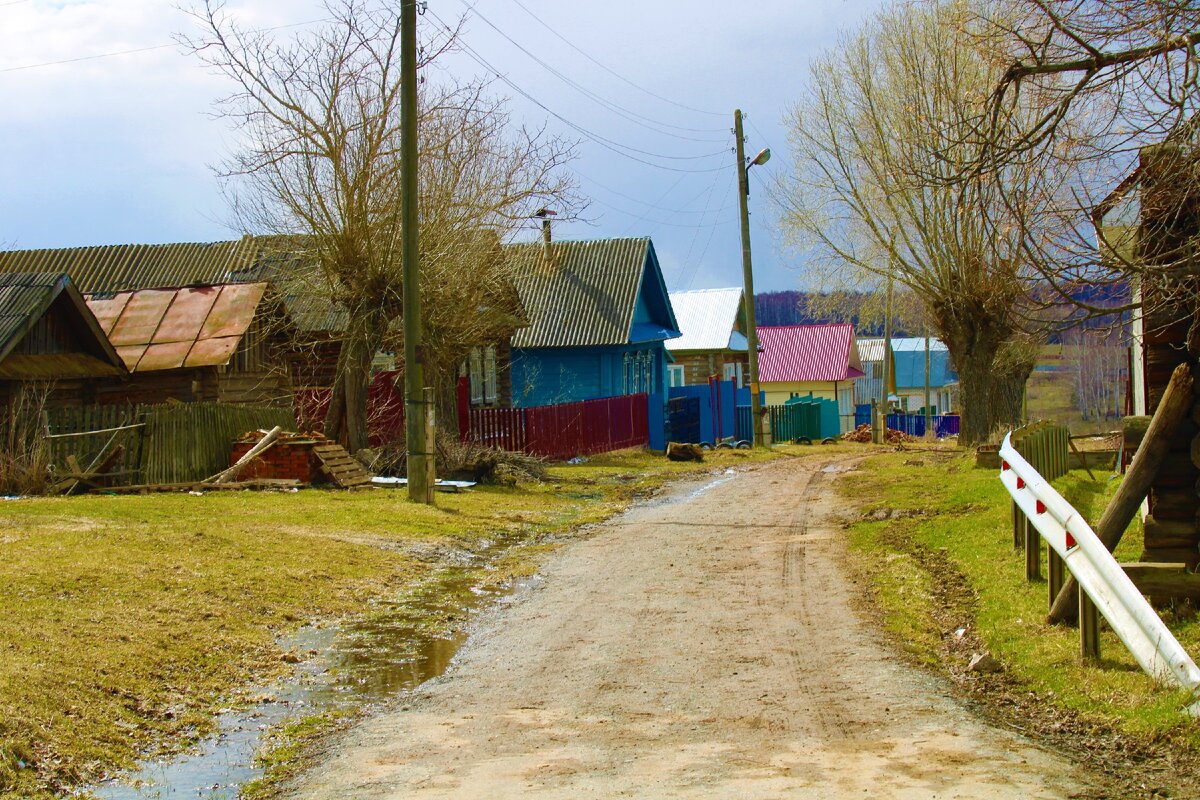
[311, 442, 373, 488]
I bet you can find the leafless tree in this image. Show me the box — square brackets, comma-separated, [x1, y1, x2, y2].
[779, 0, 1057, 443]
[183, 0, 576, 451]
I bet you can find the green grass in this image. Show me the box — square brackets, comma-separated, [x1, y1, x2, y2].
[841, 448, 1200, 744]
[0, 444, 819, 800]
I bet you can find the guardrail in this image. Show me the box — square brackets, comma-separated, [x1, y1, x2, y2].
[999, 433, 1200, 715]
[1009, 421, 1070, 583]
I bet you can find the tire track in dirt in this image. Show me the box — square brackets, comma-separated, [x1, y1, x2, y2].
[285, 456, 1102, 799]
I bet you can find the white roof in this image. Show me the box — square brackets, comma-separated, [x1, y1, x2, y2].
[665, 287, 747, 352]
[858, 337, 947, 362]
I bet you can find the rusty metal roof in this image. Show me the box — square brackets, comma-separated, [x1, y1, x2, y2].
[757, 324, 865, 383]
[0, 238, 259, 294]
[509, 237, 669, 349]
[87, 283, 268, 372]
[0, 272, 126, 378]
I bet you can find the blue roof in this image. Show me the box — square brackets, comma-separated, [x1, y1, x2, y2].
[894, 347, 955, 389]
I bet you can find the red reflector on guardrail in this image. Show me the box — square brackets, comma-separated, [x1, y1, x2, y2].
[1036, 500, 1046, 514]
[1065, 530, 1076, 549]
[1017, 477, 1025, 489]
[1002, 460, 1010, 471]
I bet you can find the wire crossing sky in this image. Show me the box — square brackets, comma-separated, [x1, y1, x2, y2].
[0, 0, 882, 292]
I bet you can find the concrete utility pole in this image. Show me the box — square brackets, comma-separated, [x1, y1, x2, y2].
[402, 0, 433, 504]
[734, 109, 768, 447]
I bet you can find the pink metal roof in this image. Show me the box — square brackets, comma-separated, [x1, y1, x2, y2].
[88, 283, 267, 372]
[757, 323, 865, 383]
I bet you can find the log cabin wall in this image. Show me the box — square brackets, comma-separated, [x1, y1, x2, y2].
[1137, 144, 1200, 568]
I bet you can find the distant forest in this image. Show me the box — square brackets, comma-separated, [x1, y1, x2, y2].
[754, 291, 910, 336]
[754, 285, 1129, 341]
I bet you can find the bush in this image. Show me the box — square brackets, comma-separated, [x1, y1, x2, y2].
[0, 383, 51, 496]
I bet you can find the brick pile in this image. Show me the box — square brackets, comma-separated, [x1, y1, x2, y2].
[229, 431, 327, 483]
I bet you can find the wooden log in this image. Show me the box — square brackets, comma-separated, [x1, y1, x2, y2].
[1150, 487, 1200, 520]
[1121, 562, 1200, 600]
[205, 426, 282, 484]
[1145, 514, 1200, 549]
[1140, 547, 1200, 569]
[1048, 363, 1194, 624]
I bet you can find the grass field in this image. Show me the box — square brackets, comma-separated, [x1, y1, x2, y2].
[0, 445, 817, 800]
[840, 448, 1200, 749]
[1025, 343, 1128, 435]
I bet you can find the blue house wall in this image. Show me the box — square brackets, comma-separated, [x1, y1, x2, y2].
[511, 342, 669, 407]
[510, 240, 677, 408]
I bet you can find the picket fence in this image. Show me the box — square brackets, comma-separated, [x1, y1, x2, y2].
[464, 393, 649, 461]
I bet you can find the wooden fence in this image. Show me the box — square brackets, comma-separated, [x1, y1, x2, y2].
[1008, 420, 1071, 585]
[46, 402, 296, 486]
[465, 393, 649, 461]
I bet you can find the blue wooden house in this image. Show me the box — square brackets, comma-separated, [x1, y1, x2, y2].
[507, 237, 680, 407]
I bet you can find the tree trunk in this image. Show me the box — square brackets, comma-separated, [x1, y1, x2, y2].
[323, 307, 385, 454]
[945, 329, 1005, 446]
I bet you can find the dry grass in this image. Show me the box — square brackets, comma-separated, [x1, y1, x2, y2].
[0, 443, 815, 799]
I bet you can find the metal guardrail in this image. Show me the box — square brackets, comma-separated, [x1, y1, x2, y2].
[999, 433, 1200, 716]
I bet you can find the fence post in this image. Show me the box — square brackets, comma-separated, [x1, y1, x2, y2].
[1080, 590, 1101, 663]
[1048, 546, 1065, 608]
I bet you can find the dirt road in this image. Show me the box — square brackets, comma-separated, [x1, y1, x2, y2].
[288, 457, 1096, 799]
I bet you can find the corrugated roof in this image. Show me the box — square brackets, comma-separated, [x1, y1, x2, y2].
[0, 239, 259, 294]
[87, 283, 267, 372]
[891, 337, 949, 353]
[757, 324, 865, 383]
[857, 337, 885, 363]
[0, 272, 127, 377]
[508, 238, 656, 349]
[665, 287, 745, 352]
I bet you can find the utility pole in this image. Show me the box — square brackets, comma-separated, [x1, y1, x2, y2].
[874, 274, 894, 444]
[734, 109, 767, 447]
[924, 328, 932, 438]
[402, 0, 433, 504]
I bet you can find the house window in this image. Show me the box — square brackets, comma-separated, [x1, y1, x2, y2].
[838, 386, 854, 416]
[722, 361, 744, 387]
[468, 345, 498, 405]
[668, 364, 685, 387]
[623, 349, 656, 394]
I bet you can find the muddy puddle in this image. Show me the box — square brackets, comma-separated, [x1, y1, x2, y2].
[88, 539, 534, 800]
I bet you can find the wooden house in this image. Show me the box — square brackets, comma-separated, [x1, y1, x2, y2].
[85, 282, 292, 406]
[506, 236, 680, 407]
[1095, 138, 1200, 567]
[0, 241, 294, 407]
[757, 323, 865, 433]
[664, 287, 750, 388]
[0, 272, 126, 409]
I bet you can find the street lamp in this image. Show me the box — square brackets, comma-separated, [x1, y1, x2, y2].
[734, 109, 769, 447]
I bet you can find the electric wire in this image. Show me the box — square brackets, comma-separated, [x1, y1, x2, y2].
[456, 0, 727, 140]
[426, 7, 732, 173]
[684, 178, 737, 291]
[503, 0, 727, 119]
[576, 168, 736, 216]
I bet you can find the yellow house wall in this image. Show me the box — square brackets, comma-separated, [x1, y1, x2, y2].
[761, 381, 839, 406]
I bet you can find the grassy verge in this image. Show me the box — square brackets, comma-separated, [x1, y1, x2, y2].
[840, 448, 1200, 776]
[0, 444, 807, 800]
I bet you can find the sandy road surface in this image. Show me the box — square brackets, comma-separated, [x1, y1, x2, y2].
[289, 457, 1095, 799]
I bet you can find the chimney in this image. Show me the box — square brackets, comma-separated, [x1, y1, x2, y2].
[535, 208, 557, 269]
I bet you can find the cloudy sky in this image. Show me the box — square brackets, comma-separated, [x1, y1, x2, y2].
[1, 0, 882, 292]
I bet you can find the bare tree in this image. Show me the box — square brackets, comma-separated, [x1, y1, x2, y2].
[184, 1, 575, 451]
[779, 0, 1056, 443]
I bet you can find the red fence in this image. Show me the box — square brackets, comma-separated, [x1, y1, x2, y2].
[464, 393, 649, 461]
[294, 370, 406, 446]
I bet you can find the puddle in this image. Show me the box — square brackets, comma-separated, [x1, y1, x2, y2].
[89, 541, 531, 799]
[642, 474, 737, 509]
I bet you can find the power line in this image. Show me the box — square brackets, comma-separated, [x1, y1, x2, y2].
[576, 168, 736, 215]
[425, 7, 732, 174]
[457, 0, 727, 139]
[684, 178, 737, 291]
[503, 0, 727, 119]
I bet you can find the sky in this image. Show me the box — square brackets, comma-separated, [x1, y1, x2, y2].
[0, 0, 884, 292]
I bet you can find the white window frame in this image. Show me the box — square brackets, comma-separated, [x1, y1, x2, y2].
[668, 364, 685, 388]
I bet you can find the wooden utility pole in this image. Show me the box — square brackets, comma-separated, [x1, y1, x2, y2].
[402, 0, 433, 504]
[874, 275, 894, 444]
[734, 109, 766, 447]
